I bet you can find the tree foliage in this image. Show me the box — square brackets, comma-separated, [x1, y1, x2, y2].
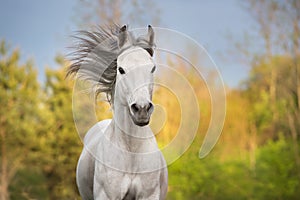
[0, 41, 46, 199]
[0, 45, 82, 199]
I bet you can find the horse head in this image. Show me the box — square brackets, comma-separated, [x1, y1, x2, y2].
[115, 25, 156, 126]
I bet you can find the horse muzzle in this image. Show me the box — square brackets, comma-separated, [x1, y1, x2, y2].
[129, 102, 154, 126]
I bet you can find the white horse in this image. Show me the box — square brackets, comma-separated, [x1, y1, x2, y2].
[67, 25, 168, 200]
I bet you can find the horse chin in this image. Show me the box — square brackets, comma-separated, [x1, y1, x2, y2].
[134, 120, 149, 127]
[130, 115, 150, 127]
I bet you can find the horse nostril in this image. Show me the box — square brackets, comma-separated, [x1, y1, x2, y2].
[147, 102, 153, 112]
[131, 103, 139, 113]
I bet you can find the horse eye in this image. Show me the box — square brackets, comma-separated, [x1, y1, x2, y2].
[151, 66, 156, 73]
[118, 67, 125, 74]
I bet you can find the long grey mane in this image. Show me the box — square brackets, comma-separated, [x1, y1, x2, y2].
[66, 24, 154, 104]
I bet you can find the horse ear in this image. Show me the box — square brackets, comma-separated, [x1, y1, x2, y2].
[118, 25, 130, 49]
[147, 25, 154, 46]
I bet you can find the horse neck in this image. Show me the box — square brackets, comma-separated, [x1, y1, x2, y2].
[109, 103, 153, 153]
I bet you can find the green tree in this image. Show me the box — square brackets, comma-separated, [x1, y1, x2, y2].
[0, 40, 45, 199]
[241, 0, 300, 174]
[41, 55, 82, 199]
[254, 137, 300, 199]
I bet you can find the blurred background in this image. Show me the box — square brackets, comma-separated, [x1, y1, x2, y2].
[0, 0, 300, 199]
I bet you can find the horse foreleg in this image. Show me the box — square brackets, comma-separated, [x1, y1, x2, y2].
[77, 148, 95, 200]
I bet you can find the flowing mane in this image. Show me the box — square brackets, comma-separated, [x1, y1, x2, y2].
[66, 24, 154, 104]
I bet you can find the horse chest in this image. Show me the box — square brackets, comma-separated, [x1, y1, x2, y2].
[96, 164, 160, 199]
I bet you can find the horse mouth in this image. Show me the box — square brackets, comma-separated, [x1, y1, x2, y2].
[130, 115, 150, 127]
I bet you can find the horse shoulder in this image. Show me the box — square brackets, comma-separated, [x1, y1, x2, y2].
[84, 119, 112, 145]
[76, 119, 112, 200]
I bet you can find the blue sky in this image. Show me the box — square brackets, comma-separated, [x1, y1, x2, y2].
[0, 0, 256, 87]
